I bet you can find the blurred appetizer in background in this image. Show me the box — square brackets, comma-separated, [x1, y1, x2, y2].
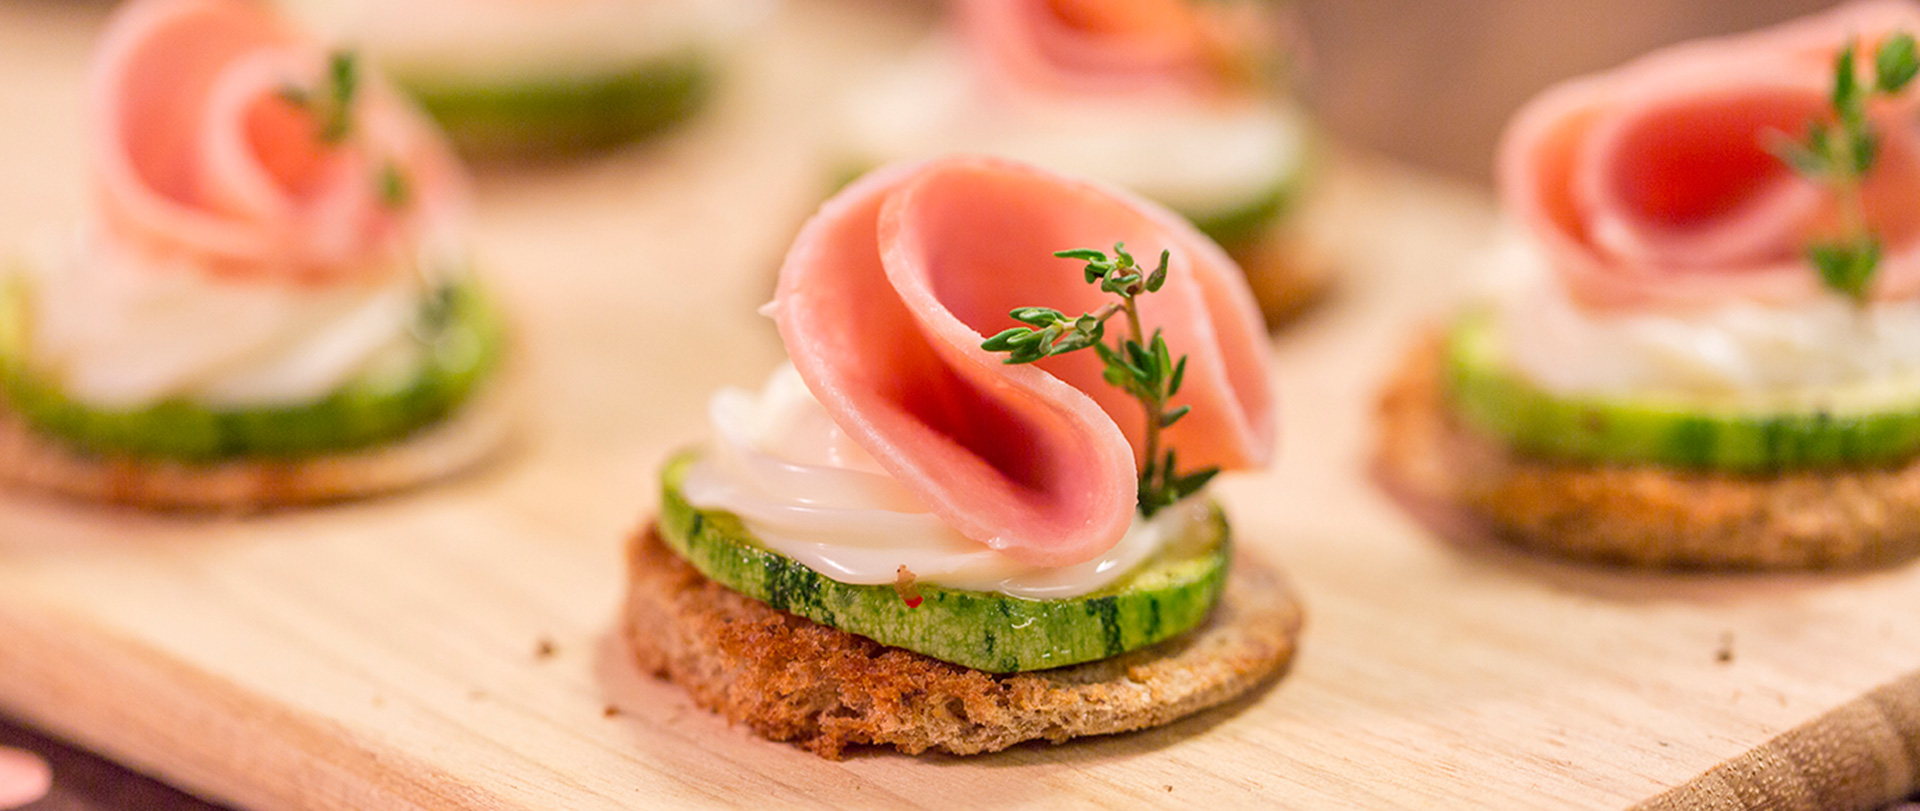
[628, 155, 1302, 758]
[1379, 0, 1920, 569]
[836, 0, 1327, 325]
[0, 0, 509, 509]
[284, 0, 768, 161]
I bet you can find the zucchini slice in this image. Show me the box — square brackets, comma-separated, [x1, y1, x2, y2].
[1182, 168, 1305, 252]
[0, 280, 504, 462]
[398, 52, 712, 159]
[1444, 312, 1920, 473]
[657, 452, 1230, 673]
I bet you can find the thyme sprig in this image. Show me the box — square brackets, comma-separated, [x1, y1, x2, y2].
[377, 161, 411, 210]
[277, 49, 361, 144]
[411, 278, 459, 345]
[981, 244, 1218, 517]
[280, 52, 414, 212]
[1769, 31, 1919, 303]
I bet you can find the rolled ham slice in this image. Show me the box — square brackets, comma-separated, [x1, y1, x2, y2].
[773, 156, 1274, 568]
[1499, 0, 1920, 308]
[954, 0, 1270, 98]
[89, 0, 465, 283]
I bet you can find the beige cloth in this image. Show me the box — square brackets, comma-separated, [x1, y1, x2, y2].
[1637, 671, 1920, 810]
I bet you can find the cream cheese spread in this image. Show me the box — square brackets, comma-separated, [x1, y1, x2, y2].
[25, 228, 442, 409]
[1485, 232, 1920, 400]
[286, 0, 770, 81]
[838, 36, 1307, 217]
[679, 363, 1206, 600]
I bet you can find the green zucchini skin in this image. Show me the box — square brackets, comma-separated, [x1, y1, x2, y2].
[1444, 313, 1920, 474]
[398, 52, 712, 160]
[1183, 168, 1305, 253]
[657, 452, 1230, 673]
[0, 279, 504, 463]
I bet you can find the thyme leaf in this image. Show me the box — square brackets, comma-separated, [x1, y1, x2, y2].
[1769, 32, 1918, 304]
[979, 243, 1218, 517]
[278, 49, 361, 144]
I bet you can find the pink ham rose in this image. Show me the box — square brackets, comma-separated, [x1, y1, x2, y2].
[1499, 0, 1920, 309]
[954, 0, 1283, 98]
[89, 0, 466, 284]
[772, 155, 1275, 568]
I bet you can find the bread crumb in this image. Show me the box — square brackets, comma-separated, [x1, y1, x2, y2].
[1715, 632, 1735, 665]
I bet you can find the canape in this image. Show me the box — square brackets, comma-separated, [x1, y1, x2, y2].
[0, 0, 508, 509]
[835, 0, 1327, 324]
[1378, 0, 1920, 569]
[626, 155, 1303, 757]
[285, 0, 764, 160]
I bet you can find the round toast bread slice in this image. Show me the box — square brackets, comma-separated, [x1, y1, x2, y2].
[1376, 333, 1920, 570]
[0, 372, 515, 511]
[623, 524, 1305, 759]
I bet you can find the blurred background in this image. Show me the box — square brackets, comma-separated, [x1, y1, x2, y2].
[1295, 0, 1834, 181]
[0, 0, 1860, 186]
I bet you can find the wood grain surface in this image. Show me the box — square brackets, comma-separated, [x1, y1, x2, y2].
[0, 712, 229, 811]
[3, 1, 1920, 809]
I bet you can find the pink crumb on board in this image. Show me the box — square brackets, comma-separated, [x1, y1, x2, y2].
[0, 746, 51, 809]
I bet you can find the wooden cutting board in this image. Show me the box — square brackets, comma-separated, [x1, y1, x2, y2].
[3, 2, 1919, 809]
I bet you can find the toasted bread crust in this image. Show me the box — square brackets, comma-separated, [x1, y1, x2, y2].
[1230, 217, 1334, 328]
[1376, 334, 1920, 569]
[0, 373, 515, 511]
[623, 525, 1304, 759]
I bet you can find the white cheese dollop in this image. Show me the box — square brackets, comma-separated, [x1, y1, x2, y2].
[838, 36, 1308, 218]
[1486, 232, 1920, 400]
[678, 364, 1207, 600]
[25, 229, 438, 409]
[285, 0, 770, 81]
